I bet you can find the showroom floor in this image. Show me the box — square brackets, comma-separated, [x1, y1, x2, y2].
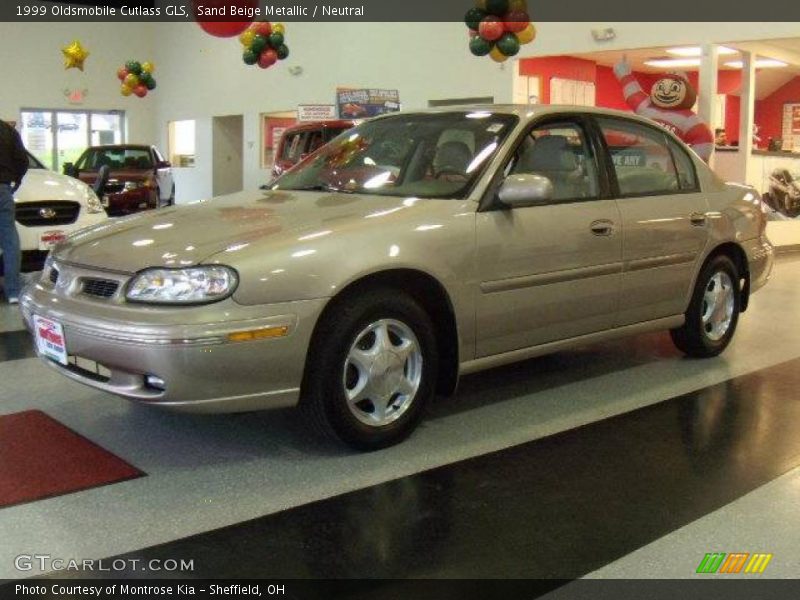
[1, 257, 799, 582]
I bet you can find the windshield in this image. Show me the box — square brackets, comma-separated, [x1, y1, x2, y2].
[76, 147, 153, 171]
[272, 112, 518, 199]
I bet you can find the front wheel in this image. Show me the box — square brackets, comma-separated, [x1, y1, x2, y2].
[670, 255, 740, 358]
[300, 289, 438, 451]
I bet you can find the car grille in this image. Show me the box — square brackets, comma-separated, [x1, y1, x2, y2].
[104, 182, 125, 194]
[49, 267, 59, 285]
[81, 278, 119, 298]
[15, 201, 81, 227]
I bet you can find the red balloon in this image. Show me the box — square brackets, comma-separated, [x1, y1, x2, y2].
[194, 0, 257, 38]
[257, 48, 277, 69]
[503, 11, 529, 33]
[117, 67, 129, 81]
[133, 84, 148, 98]
[479, 17, 505, 42]
[251, 21, 272, 37]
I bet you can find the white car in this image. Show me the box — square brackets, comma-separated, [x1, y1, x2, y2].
[8, 153, 107, 272]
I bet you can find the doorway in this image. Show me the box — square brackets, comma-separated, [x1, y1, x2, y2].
[212, 115, 244, 196]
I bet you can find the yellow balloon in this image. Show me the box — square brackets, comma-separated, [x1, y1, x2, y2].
[120, 84, 133, 97]
[272, 23, 285, 35]
[476, 0, 487, 9]
[124, 73, 139, 87]
[516, 23, 536, 45]
[509, 0, 528, 11]
[239, 29, 255, 47]
[490, 46, 509, 63]
[141, 61, 155, 74]
[62, 40, 89, 71]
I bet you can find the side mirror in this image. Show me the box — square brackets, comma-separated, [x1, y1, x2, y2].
[156, 160, 171, 169]
[63, 162, 77, 178]
[497, 174, 554, 208]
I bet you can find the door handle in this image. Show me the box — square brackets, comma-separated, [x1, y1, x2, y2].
[690, 212, 708, 227]
[590, 220, 615, 236]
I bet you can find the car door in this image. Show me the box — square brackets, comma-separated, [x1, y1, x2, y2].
[475, 116, 623, 358]
[594, 116, 710, 327]
[152, 147, 173, 201]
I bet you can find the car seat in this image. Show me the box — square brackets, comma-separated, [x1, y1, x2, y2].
[432, 141, 473, 178]
[516, 135, 584, 200]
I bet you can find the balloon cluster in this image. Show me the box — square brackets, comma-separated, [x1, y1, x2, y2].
[465, 0, 536, 63]
[117, 61, 156, 98]
[239, 21, 289, 70]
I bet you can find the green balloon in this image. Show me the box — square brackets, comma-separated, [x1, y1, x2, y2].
[125, 60, 142, 75]
[276, 44, 289, 60]
[486, 0, 509, 16]
[145, 78, 157, 91]
[139, 72, 153, 86]
[464, 7, 487, 31]
[250, 35, 267, 54]
[269, 32, 284, 48]
[496, 32, 520, 57]
[243, 48, 259, 65]
[469, 36, 493, 57]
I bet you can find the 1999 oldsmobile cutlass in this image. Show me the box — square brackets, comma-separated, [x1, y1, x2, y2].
[21, 106, 773, 449]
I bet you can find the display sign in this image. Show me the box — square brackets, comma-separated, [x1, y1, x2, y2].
[781, 103, 800, 151]
[336, 88, 400, 119]
[297, 105, 337, 122]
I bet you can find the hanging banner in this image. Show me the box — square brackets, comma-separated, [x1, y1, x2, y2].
[336, 88, 400, 119]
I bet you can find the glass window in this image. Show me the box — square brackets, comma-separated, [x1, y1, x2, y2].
[666, 137, 699, 191]
[168, 120, 196, 168]
[597, 117, 680, 197]
[273, 112, 518, 199]
[282, 132, 308, 162]
[76, 146, 154, 171]
[509, 122, 599, 201]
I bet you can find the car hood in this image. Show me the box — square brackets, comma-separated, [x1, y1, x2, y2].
[54, 189, 431, 273]
[14, 169, 93, 204]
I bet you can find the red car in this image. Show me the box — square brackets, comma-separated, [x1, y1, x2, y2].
[272, 120, 354, 179]
[65, 144, 175, 217]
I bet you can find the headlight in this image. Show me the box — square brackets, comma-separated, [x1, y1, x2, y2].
[126, 266, 239, 305]
[85, 188, 104, 214]
[124, 181, 144, 191]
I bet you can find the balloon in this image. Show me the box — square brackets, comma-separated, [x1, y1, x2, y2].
[508, 0, 528, 10]
[464, 7, 487, 31]
[120, 84, 133, 97]
[141, 61, 155, 74]
[485, 0, 510, 16]
[197, 21, 250, 38]
[251, 34, 268, 54]
[133, 84, 148, 98]
[125, 60, 142, 75]
[117, 67, 129, 81]
[276, 44, 289, 60]
[239, 29, 255, 47]
[145, 78, 157, 91]
[515, 22, 536, 45]
[478, 16, 504, 41]
[124, 73, 140, 88]
[476, 0, 487, 8]
[258, 48, 277, 69]
[272, 23, 285, 35]
[496, 32, 520, 56]
[62, 40, 89, 71]
[469, 36, 493, 57]
[268, 32, 284, 48]
[503, 10, 529, 33]
[251, 21, 272, 37]
[490, 46, 509, 63]
[243, 48, 259, 64]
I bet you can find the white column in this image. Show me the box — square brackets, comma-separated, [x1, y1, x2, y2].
[737, 51, 756, 184]
[698, 44, 719, 167]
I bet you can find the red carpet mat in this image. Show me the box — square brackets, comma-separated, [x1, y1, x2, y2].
[0, 410, 144, 508]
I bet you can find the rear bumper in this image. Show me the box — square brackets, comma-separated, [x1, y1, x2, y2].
[20, 274, 327, 413]
[105, 188, 158, 216]
[746, 235, 774, 295]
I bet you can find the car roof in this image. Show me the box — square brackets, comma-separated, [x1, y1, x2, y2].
[384, 104, 664, 125]
[282, 120, 355, 134]
[85, 144, 153, 151]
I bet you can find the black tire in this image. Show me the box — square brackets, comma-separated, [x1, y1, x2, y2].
[300, 289, 438, 451]
[670, 254, 740, 358]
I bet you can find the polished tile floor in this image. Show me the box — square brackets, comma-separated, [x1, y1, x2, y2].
[1, 257, 800, 581]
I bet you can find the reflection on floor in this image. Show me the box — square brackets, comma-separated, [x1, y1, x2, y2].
[0, 256, 799, 580]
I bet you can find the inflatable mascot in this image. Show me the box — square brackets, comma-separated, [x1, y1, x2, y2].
[614, 57, 714, 162]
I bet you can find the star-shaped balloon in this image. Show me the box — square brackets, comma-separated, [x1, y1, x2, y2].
[62, 40, 89, 71]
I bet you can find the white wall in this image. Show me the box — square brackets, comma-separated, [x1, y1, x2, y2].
[0, 22, 156, 146]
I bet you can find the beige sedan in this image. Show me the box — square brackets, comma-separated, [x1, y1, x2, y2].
[21, 106, 773, 450]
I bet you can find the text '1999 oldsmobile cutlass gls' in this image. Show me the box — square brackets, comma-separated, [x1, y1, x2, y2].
[21, 106, 773, 450]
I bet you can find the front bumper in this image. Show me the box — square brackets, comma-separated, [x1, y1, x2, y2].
[20, 262, 327, 413]
[104, 188, 157, 217]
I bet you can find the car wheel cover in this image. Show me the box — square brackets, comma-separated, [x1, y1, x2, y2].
[342, 318, 423, 427]
[701, 271, 735, 342]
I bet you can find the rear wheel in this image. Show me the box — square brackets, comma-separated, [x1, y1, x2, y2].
[300, 289, 438, 450]
[670, 254, 740, 357]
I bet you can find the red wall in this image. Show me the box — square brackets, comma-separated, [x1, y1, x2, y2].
[518, 56, 596, 104]
[755, 76, 800, 147]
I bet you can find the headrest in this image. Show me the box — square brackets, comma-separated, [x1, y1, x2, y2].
[433, 141, 473, 175]
[525, 135, 578, 172]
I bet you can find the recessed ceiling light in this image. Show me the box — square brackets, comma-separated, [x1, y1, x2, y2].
[643, 58, 701, 68]
[666, 46, 737, 57]
[724, 59, 788, 68]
